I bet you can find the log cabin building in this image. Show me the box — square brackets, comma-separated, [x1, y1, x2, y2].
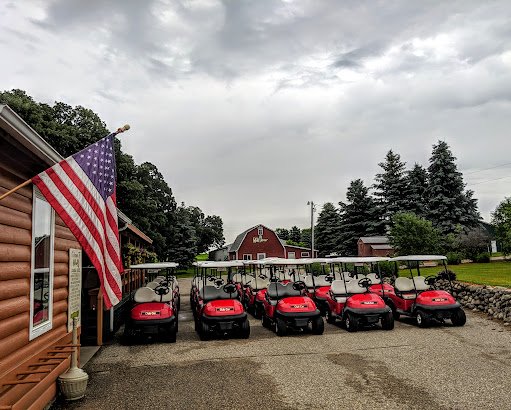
[0, 105, 152, 408]
[228, 224, 318, 260]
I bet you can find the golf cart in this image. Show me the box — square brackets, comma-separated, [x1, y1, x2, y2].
[302, 258, 336, 316]
[386, 255, 466, 327]
[242, 259, 270, 319]
[124, 262, 180, 343]
[325, 257, 394, 332]
[193, 261, 250, 341]
[261, 258, 324, 336]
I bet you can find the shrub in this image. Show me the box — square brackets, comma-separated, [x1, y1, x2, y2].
[446, 251, 462, 265]
[377, 260, 394, 277]
[475, 252, 491, 263]
[437, 269, 457, 280]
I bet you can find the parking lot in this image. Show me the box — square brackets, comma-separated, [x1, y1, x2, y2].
[56, 278, 511, 409]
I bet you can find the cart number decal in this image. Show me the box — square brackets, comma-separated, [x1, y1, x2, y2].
[432, 298, 448, 302]
[216, 307, 234, 312]
[291, 304, 307, 308]
[361, 301, 377, 305]
[141, 311, 160, 315]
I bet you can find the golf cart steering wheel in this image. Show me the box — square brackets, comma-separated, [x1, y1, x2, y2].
[154, 285, 170, 295]
[215, 279, 224, 286]
[223, 283, 236, 293]
[425, 275, 437, 285]
[358, 278, 372, 289]
[258, 274, 267, 279]
[325, 275, 334, 283]
[292, 281, 306, 291]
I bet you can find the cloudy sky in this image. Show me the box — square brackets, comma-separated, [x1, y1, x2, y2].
[2, 0, 511, 243]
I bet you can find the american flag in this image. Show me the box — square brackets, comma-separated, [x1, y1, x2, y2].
[32, 133, 123, 309]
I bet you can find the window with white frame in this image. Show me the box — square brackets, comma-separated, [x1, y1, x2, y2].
[257, 253, 266, 260]
[287, 252, 296, 259]
[30, 188, 55, 340]
[301, 251, 310, 257]
[243, 254, 252, 260]
[258, 226, 263, 236]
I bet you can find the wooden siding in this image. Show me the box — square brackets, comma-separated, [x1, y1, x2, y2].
[0, 135, 81, 409]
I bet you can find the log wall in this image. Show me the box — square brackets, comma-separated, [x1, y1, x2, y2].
[0, 134, 81, 408]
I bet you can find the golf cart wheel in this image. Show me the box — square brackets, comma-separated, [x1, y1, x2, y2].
[261, 314, 271, 329]
[311, 316, 324, 335]
[451, 308, 466, 326]
[345, 313, 359, 333]
[199, 321, 211, 341]
[381, 311, 394, 330]
[165, 322, 177, 343]
[194, 318, 199, 332]
[275, 317, 287, 337]
[121, 327, 134, 346]
[240, 319, 250, 339]
[177, 295, 181, 311]
[416, 310, 431, 328]
[326, 308, 336, 324]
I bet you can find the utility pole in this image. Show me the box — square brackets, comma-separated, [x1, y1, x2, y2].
[307, 201, 316, 257]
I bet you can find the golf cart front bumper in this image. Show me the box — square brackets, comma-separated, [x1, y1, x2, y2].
[276, 309, 321, 328]
[344, 306, 391, 324]
[126, 316, 176, 336]
[201, 312, 247, 331]
[415, 302, 461, 319]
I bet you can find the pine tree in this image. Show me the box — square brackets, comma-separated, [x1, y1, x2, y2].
[404, 163, 428, 218]
[373, 150, 408, 225]
[339, 179, 384, 256]
[315, 203, 342, 256]
[289, 226, 302, 243]
[426, 141, 481, 234]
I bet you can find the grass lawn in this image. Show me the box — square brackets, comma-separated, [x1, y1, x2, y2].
[399, 261, 511, 288]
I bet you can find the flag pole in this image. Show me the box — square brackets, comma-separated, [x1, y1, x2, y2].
[0, 124, 130, 202]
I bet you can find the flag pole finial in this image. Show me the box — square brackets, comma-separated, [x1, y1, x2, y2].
[116, 124, 130, 135]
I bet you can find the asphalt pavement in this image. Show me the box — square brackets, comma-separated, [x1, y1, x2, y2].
[53, 277, 511, 410]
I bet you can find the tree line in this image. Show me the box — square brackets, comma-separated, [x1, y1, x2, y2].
[314, 142, 488, 258]
[0, 89, 224, 266]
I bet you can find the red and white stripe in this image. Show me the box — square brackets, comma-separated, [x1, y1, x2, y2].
[33, 157, 123, 309]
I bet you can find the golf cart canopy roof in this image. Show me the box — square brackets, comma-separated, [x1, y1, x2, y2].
[193, 260, 245, 268]
[262, 258, 314, 265]
[327, 257, 391, 263]
[130, 262, 178, 269]
[392, 255, 447, 261]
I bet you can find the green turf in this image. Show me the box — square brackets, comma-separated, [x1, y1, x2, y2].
[195, 253, 209, 261]
[399, 261, 511, 287]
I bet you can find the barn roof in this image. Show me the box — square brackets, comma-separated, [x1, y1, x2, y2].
[230, 224, 280, 252]
[359, 236, 389, 244]
[370, 244, 393, 250]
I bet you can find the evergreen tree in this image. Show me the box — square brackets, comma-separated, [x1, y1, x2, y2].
[166, 204, 198, 265]
[339, 179, 384, 256]
[373, 150, 408, 226]
[404, 163, 428, 218]
[426, 141, 481, 234]
[315, 202, 342, 256]
[289, 226, 302, 243]
[275, 228, 290, 240]
[301, 228, 312, 249]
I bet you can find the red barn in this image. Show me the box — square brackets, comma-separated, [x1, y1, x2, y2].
[357, 236, 393, 257]
[229, 225, 317, 260]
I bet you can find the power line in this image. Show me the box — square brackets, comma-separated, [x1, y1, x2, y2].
[467, 175, 511, 187]
[463, 162, 511, 175]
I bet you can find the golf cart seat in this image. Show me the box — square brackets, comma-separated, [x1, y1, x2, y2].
[248, 277, 270, 291]
[199, 285, 239, 302]
[394, 277, 419, 299]
[329, 280, 349, 303]
[413, 276, 430, 291]
[232, 273, 243, 283]
[241, 275, 254, 285]
[366, 273, 381, 284]
[146, 282, 159, 290]
[134, 287, 159, 303]
[304, 275, 330, 288]
[155, 276, 166, 281]
[345, 280, 366, 294]
[266, 282, 301, 299]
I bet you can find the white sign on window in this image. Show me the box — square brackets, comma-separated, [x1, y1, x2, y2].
[67, 248, 82, 332]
